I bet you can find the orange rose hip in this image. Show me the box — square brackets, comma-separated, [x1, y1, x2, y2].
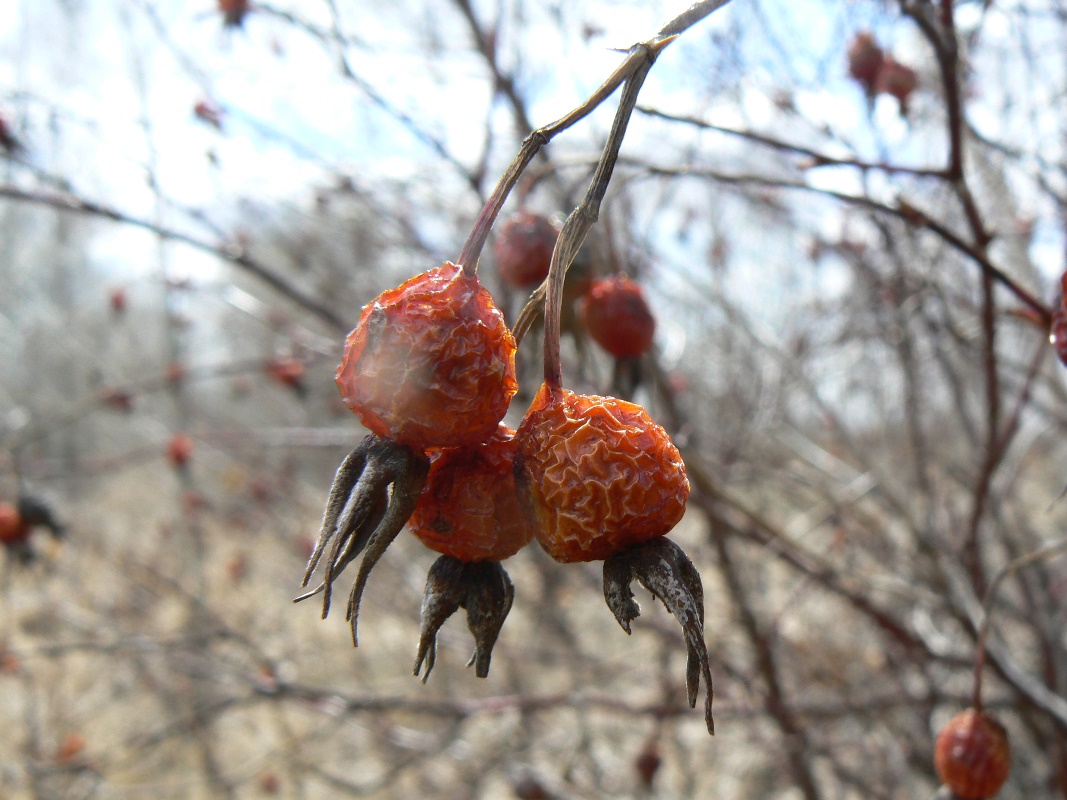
[336, 262, 517, 450]
[514, 383, 689, 562]
[409, 425, 535, 562]
[934, 709, 1011, 799]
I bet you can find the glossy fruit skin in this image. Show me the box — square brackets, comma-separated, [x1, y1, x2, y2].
[408, 425, 535, 562]
[579, 275, 656, 359]
[847, 32, 884, 90]
[492, 213, 559, 288]
[0, 503, 29, 545]
[935, 709, 1011, 800]
[514, 383, 689, 563]
[336, 262, 518, 450]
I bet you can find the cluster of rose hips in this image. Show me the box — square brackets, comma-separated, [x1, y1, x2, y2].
[298, 212, 713, 733]
[492, 212, 658, 361]
[847, 31, 919, 113]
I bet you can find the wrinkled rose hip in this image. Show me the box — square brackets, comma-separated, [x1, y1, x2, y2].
[514, 383, 689, 562]
[336, 262, 518, 449]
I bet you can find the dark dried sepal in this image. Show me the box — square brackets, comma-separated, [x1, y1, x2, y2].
[603, 537, 714, 734]
[295, 434, 429, 645]
[414, 556, 514, 682]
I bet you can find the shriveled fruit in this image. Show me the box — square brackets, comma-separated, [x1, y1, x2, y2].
[336, 262, 518, 450]
[409, 424, 535, 562]
[0, 503, 28, 545]
[847, 31, 884, 91]
[935, 709, 1011, 799]
[579, 275, 656, 359]
[492, 213, 559, 288]
[514, 383, 689, 562]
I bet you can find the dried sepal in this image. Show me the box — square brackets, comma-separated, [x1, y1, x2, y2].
[603, 537, 714, 734]
[414, 555, 515, 682]
[296, 434, 429, 645]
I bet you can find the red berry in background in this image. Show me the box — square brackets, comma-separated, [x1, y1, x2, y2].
[0, 502, 29, 545]
[877, 57, 919, 112]
[408, 424, 535, 562]
[218, 0, 249, 27]
[492, 212, 559, 288]
[514, 383, 689, 563]
[167, 433, 194, 469]
[579, 275, 656, 359]
[935, 709, 1011, 799]
[165, 360, 186, 386]
[1051, 307, 1067, 366]
[109, 286, 127, 314]
[335, 261, 517, 450]
[265, 356, 306, 390]
[847, 31, 884, 92]
[55, 732, 87, 765]
[193, 99, 224, 129]
[99, 386, 136, 413]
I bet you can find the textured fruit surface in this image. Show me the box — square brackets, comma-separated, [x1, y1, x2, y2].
[409, 425, 535, 562]
[847, 31, 884, 89]
[492, 213, 559, 288]
[0, 503, 28, 544]
[514, 384, 689, 562]
[1051, 307, 1067, 366]
[935, 709, 1011, 800]
[336, 262, 518, 450]
[579, 275, 656, 359]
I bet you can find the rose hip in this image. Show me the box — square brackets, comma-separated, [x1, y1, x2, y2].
[514, 383, 689, 563]
[409, 425, 535, 563]
[493, 213, 559, 288]
[934, 709, 1011, 800]
[335, 262, 517, 450]
[579, 275, 656, 359]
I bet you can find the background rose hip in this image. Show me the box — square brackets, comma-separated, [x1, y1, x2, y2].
[847, 32, 884, 91]
[877, 57, 919, 111]
[0, 502, 28, 545]
[408, 424, 535, 563]
[492, 212, 559, 288]
[578, 275, 656, 359]
[934, 709, 1011, 800]
[335, 262, 518, 450]
[514, 384, 689, 562]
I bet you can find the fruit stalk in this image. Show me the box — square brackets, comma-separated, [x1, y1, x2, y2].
[543, 44, 662, 390]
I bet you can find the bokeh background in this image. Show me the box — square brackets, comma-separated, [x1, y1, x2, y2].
[2, 1, 1066, 797]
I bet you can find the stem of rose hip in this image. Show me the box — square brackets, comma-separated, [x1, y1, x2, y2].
[543, 47, 660, 389]
[455, 37, 679, 278]
[970, 536, 1067, 711]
